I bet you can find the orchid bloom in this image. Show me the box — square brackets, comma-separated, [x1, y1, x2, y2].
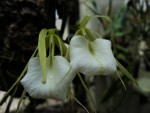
[21, 56, 75, 100]
[140, 0, 147, 12]
[21, 29, 76, 100]
[70, 35, 117, 77]
[135, 75, 150, 96]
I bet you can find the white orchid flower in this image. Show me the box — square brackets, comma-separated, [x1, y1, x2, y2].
[140, 0, 147, 12]
[133, 68, 150, 96]
[135, 75, 150, 96]
[21, 56, 76, 100]
[124, 0, 130, 5]
[70, 35, 117, 77]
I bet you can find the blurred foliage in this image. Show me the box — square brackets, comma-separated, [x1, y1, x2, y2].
[111, 0, 150, 74]
[0, 0, 47, 96]
[0, 0, 83, 113]
[0, 0, 150, 113]
[0, 0, 78, 97]
[87, 0, 150, 113]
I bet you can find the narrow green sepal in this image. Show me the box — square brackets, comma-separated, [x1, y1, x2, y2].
[85, 28, 97, 41]
[80, 16, 91, 28]
[38, 29, 48, 83]
[54, 34, 68, 56]
[116, 60, 138, 86]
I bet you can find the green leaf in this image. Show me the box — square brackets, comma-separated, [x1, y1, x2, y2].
[116, 60, 138, 86]
[38, 29, 48, 83]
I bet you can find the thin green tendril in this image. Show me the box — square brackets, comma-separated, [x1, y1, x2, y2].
[16, 89, 26, 113]
[77, 73, 97, 113]
[115, 71, 126, 90]
[0, 48, 37, 105]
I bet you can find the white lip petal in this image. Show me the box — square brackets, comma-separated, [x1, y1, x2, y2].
[70, 35, 116, 76]
[93, 38, 117, 75]
[70, 36, 100, 76]
[21, 56, 76, 100]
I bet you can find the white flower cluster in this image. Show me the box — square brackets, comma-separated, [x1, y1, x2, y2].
[21, 16, 117, 101]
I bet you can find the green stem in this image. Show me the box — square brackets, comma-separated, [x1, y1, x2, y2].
[71, 94, 90, 113]
[115, 71, 126, 90]
[116, 60, 138, 86]
[0, 48, 38, 105]
[77, 73, 97, 113]
[16, 89, 26, 113]
[55, 35, 63, 56]
[81, 28, 86, 36]
[51, 35, 55, 58]
[55, 35, 68, 56]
